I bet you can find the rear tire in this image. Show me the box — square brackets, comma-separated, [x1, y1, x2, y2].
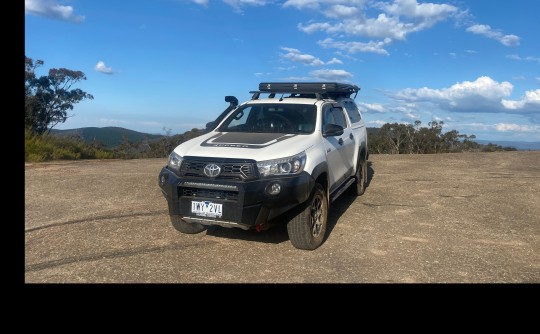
[350, 155, 367, 196]
[170, 215, 206, 234]
[287, 183, 328, 250]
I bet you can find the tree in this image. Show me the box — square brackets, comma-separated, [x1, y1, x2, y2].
[25, 56, 94, 135]
[427, 121, 444, 153]
[442, 129, 460, 152]
[378, 123, 410, 154]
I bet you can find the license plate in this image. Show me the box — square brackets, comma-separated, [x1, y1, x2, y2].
[191, 201, 223, 218]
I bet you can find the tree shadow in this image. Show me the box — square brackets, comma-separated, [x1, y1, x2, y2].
[205, 161, 376, 247]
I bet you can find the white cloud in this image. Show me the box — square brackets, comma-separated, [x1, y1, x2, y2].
[298, 22, 338, 34]
[459, 122, 493, 131]
[506, 54, 540, 64]
[309, 69, 353, 81]
[222, 0, 268, 12]
[94, 61, 114, 75]
[391, 77, 540, 120]
[335, 51, 359, 61]
[403, 112, 418, 120]
[318, 38, 390, 55]
[224, 0, 268, 5]
[299, 14, 418, 41]
[25, 0, 84, 23]
[378, 0, 458, 23]
[495, 123, 540, 133]
[325, 5, 359, 19]
[277, 66, 296, 71]
[392, 76, 514, 113]
[283, 0, 319, 10]
[391, 104, 420, 120]
[466, 50, 477, 54]
[501, 89, 540, 111]
[358, 102, 386, 113]
[298, 0, 457, 40]
[466, 24, 520, 47]
[295, 0, 460, 56]
[367, 120, 388, 126]
[280, 47, 325, 66]
[326, 57, 343, 64]
[191, 0, 209, 6]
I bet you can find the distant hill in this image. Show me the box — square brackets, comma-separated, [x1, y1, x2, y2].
[476, 140, 540, 151]
[50, 127, 164, 149]
[50, 126, 539, 152]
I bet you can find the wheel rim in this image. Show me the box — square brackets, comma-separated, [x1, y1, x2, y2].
[310, 195, 324, 237]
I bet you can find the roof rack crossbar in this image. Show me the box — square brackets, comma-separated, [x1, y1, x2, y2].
[259, 82, 359, 93]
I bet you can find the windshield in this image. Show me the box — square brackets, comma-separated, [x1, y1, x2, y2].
[218, 104, 317, 134]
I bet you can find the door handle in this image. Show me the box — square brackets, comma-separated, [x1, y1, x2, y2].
[338, 138, 344, 145]
[349, 133, 354, 140]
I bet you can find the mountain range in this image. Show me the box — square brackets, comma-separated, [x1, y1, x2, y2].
[51, 127, 164, 149]
[51, 126, 540, 151]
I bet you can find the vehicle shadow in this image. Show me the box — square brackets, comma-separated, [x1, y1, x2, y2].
[206, 161, 375, 247]
[324, 161, 375, 242]
[205, 223, 290, 244]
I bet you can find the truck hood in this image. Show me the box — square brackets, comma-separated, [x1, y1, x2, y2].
[173, 131, 315, 161]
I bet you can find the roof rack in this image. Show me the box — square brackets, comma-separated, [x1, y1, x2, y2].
[250, 82, 360, 100]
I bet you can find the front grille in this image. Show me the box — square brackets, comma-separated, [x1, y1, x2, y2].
[180, 158, 257, 181]
[180, 187, 239, 201]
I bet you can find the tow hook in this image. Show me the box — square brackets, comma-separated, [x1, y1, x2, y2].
[255, 223, 267, 232]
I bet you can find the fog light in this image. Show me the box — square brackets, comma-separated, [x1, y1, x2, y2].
[267, 182, 281, 195]
[160, 175, 166, 186]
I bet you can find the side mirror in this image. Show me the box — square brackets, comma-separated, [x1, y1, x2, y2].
[323, 123, 344, 137]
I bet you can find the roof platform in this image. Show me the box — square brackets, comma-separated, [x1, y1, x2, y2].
[250, 82, 360, 100]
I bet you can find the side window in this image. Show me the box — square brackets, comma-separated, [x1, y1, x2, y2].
[323, 108, 334, 127]
[322, 106, 347, 129]
[332, 107, 347, 128]
[343, 100, 362, 123]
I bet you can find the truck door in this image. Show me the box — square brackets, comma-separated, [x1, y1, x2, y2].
[322, 105, 355, 193]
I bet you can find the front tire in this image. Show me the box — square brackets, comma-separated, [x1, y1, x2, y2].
[287, 183, 328, 250]
[170, 215, 206, 234]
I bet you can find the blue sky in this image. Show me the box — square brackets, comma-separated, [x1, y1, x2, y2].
[25, 0, 540, 141]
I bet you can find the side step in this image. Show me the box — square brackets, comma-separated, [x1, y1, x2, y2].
[329, 177, 355, 203]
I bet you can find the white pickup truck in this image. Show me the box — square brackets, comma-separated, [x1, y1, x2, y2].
[158, 82, 368, 250]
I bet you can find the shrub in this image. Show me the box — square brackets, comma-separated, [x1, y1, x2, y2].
[25, 130, 117, 162]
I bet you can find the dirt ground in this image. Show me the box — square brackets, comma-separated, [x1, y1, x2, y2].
[25, 152, 540, 283]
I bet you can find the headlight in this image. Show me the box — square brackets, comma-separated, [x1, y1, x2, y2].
[168, 151, 183, 173]
[257, 152, 306, 177]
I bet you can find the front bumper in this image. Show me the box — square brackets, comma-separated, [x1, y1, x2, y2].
[158, 166, 314, 229]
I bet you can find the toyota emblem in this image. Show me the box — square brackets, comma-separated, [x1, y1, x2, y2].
[203, 163, 221, 177]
